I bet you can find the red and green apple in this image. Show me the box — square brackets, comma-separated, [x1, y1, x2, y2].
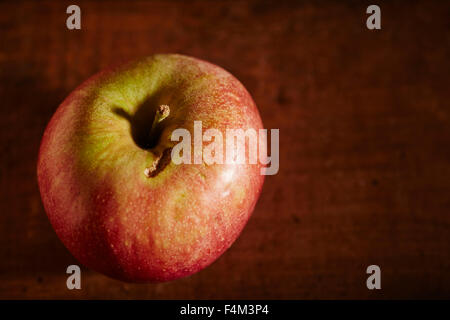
[37, 54, 265, 282]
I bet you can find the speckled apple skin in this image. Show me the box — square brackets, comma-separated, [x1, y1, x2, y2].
[37, 54, 266, 282]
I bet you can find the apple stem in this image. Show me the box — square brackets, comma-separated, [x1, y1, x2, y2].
[150, 104, 170, 139]
[144, 154, 162, 177]
[145, 105, 171, 178]
[144, 147, 172, 178]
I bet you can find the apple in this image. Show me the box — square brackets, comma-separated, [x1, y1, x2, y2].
[37, 54, 265, 282]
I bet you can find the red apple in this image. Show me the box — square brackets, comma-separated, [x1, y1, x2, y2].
[37, 54, 265, 282]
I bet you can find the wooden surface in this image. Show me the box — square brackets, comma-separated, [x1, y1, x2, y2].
[1, 0, 450, 299]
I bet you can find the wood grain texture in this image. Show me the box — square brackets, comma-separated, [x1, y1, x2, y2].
[0, 0, 449, 299]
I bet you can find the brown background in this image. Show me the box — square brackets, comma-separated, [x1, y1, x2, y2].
[1, 0, 450, 299]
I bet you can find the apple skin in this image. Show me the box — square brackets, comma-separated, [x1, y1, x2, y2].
[37, 54, 265, 282]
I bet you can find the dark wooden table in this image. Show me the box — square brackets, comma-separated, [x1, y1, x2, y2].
[1, 0, 450, 299]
